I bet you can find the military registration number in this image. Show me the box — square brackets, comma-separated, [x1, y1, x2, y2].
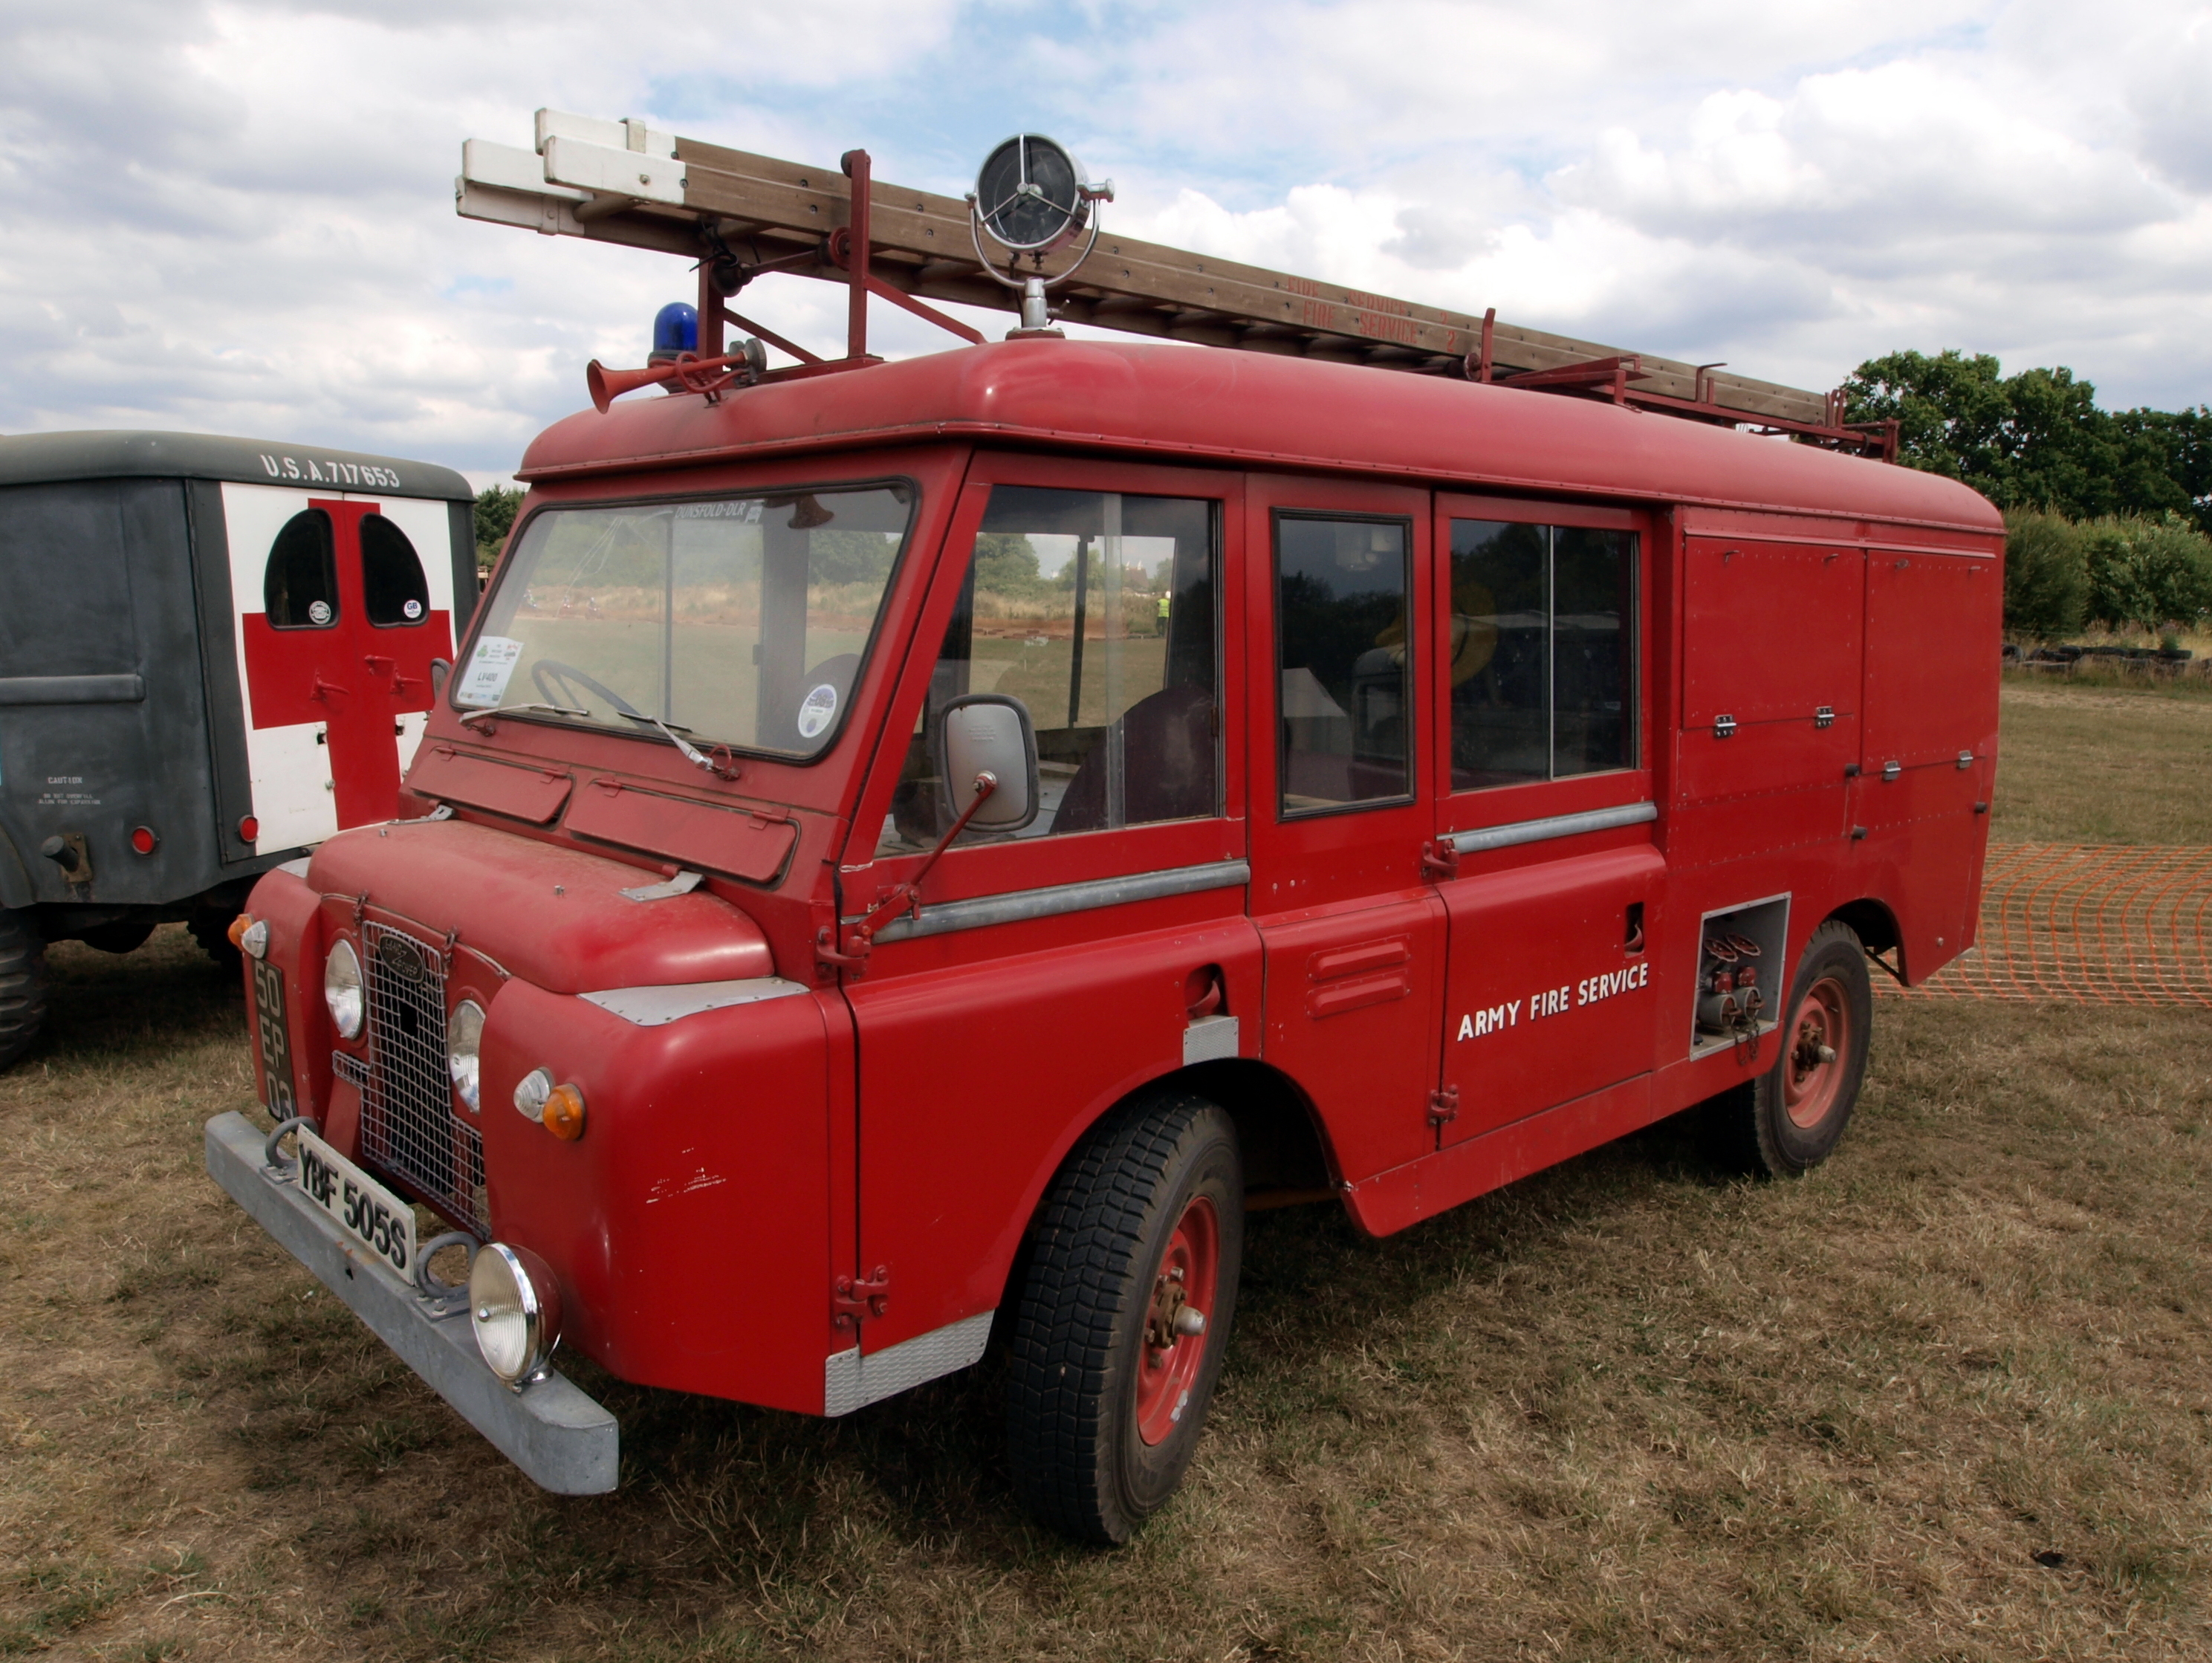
[296, 1128, 418, 1278]
[250, 958, 296, 1118]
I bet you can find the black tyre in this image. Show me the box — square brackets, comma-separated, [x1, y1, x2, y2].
[76, 915, 155, 956]
[188, 907, 242, 974]
[1705, 918, 1873, 1176]
[1007, 1092, 1244, 1543]
[0, 910, 49, 1072]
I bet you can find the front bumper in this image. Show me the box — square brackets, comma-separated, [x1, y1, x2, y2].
[203, 1111, 617, 1495]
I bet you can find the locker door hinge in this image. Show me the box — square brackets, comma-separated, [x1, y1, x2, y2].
[834, 1265, 891, 1331]
[1427, 1086, 1461, 1127]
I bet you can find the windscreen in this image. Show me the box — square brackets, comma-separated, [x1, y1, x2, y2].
[454, 484, 912, 759]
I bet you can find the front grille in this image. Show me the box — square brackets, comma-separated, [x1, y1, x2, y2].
[357, 921, 489, 1235]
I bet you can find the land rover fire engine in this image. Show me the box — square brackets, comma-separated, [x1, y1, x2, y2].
[205, 121, 1999, 1543]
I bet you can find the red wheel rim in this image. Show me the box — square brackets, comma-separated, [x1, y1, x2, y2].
[1135, 1194, 1220, 1448]
[1783, 975, 1851, 1130]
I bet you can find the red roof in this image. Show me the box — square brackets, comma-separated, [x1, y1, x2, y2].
[519, 339, 2001, 534]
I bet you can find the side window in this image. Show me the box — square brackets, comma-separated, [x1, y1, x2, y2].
[1276, 513, 1412, 814]
[876, 486, 1219, 855]
[1449, 520, 1635, 790]
[361, 513, 430, 626]
[265, 508, 337, 628]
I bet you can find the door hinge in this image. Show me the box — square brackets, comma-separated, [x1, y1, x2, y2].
[1420, 839, 1460, 881]
[815, 923, 872, 972]
[1427, 1086, 1460, 1127]
[834, 1265, 891, 1331]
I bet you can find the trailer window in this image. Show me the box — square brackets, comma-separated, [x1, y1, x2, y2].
[1275, 514, 1413, 814]
[457, 484, 911, 759]
[1448, 520, 1634, 789]
[264, 508, 339, 629]
[877, 487, 1219, 853]
[360, 513, 431, 626]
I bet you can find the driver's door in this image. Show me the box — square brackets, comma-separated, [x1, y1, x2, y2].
[835, 456, 1257, 1393]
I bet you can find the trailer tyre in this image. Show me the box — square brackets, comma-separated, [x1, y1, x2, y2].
[0, 910, 49, 1072]
[1007, 1092, 1243, 1544]
[1709, 919, 1872, 1176]
[188, 907, 242, 974]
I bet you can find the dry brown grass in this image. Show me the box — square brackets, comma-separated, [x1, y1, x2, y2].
[2, 691, 2209, 1661]
[1994, 679, 2212, 845]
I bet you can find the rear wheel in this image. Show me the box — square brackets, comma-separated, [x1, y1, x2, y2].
[1007, 1092, 1243, 1543]
[1707, 919, 1872, 1176]
[0, 910, 49, 1072]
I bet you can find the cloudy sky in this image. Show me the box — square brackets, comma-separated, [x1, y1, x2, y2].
[3, 0, 2208, 485]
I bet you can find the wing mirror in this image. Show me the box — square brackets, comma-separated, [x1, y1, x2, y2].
[938, 695, 1039, 832]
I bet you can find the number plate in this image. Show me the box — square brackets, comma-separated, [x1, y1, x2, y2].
[296, 1128, 418, 1279]
[250, 958, 296, 1119]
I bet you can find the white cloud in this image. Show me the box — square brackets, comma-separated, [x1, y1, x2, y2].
[1, 0, 2207, 483]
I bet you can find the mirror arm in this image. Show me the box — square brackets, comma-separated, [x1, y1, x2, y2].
[852, 772, 999, 938]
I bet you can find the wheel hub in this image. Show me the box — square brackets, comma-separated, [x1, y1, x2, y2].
[1134, 1196, 1219, 1445]
[1782, 976, 1851, 1130]
[1146, 1266, 1188, 1355]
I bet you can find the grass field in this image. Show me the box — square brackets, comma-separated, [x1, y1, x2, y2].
[2, 682, 2208, 1661]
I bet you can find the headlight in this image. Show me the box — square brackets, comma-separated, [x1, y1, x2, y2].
[447, 999, 486, 1112]
[324, 938, 363, 1039]
[469, 1242, 562, 1384]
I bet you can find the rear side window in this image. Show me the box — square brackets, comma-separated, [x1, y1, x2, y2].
[1448, 520, 1635, 789]
[361, 513, 430, 626]
[265, 508, 337, 628]
[1275, 513, 1413, 814]
[877, 486, 1220, 854]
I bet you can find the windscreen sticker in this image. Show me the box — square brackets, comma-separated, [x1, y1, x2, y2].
[455, 635, 524, 707]
[795, 682, 839, 739]
[308, 600, 333, 625]
[403, 597, 424, 620]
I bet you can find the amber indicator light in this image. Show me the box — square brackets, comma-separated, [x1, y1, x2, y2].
[542, 1083, 587, 1141]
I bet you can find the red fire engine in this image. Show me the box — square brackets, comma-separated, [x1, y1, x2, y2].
[206, 121, 1999, 1543]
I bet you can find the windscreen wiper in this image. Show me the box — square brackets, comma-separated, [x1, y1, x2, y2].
[458, 701, 590, 728]
[617, 710, 740, 779]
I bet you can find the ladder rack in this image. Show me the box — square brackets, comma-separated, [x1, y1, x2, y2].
[459, 110, 1894, 458]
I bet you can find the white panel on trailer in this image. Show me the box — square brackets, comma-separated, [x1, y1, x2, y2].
[221, 482, 340, 855]
[348, 490, 456, 777]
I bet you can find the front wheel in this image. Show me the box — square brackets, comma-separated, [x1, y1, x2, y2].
[1006, 1093, 1244, 1543]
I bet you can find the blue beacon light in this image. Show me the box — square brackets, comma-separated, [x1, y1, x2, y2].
[649, 302, 698, 363]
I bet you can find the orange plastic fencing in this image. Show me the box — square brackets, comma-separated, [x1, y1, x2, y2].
[1885, 843, 2212, 1008]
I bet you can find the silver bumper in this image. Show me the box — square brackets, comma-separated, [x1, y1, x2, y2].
[203, 1111, 618, 1495]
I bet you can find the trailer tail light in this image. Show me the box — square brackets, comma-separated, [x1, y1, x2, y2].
[238, 815, 260, 843]
[129, 826, 158, 855]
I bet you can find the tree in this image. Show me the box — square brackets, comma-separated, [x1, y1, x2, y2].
[1843, 351, 2212, 534]
[473, 484, 525, 571]
[973, 533, 1045, 598]
[2081, 517, 2212, 635]
[2002, 511, 2088, 640]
